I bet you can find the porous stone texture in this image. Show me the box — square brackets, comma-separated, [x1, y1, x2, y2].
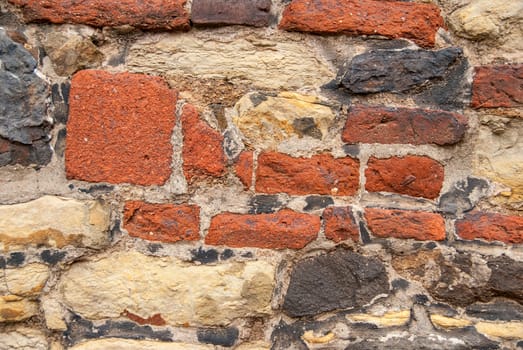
[0, 328, 48, 350]
[323, 206, 360, 242]
[58, 251, 275, 326]
[65, 70, 176, 186]
[0, 196, 109, 251]
[2, 263, 49, 296]
[191, 0, 271, 27]
[471, 65, 523, 108]
[456, 212, 523, 243]
[234, 151, 253, 189]
[68, 339, 213, 350]
[0, 296, 39, 322]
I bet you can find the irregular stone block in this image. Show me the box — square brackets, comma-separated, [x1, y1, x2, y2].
[430, 314, 472, 329]
[0, 296, 38, 322]
[456, 212, 523, 244]
[475, 321, 523, 340]
[3, 263, 49, 297]
[438, 177, 489, 215]
[323, 206, 360, 242]
[68, 338, 213, 350]
[471, 65, 523, 108]
[191, 0, 271, 27]
[0, 328, 48, 350]
[346, 310, 411, 327]
[197, 327, 239, 347]
[466, 300, 523, 321]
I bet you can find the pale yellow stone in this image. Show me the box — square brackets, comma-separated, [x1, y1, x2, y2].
[0, 196, 110, 251]
[232, 92, 336, 150]
[235, 342, 270, 350]
[302, 330, 336, 344]
[68, 339, 213, 350]
[475, 321, 523, 340]
[4, 264, 49, 297]
[346, 310, 411, 327]
[58, 251, 275, 326]
[41, 296, 68, 330]
[127, 32, 334, 90]
[0, 295, 38, 322]
[0, 327, 48, 350]
[430, 314, 472, 329]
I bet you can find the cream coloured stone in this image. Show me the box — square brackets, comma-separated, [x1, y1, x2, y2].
[475, 321, 523, 339]
[0, 296, 39, 322]
[127, 31, 334, 90]
[346, 310, 411, 327]
[58, 251, 275, 326]
[0, 196, 110, 252]
[68, 339, 213, 350]
[232, 92, 336, 150]
[0, 328, 48, 350]
[4, 264, 49, 297]
[235, 341, 271, 350]
[302, 330, 336, 344]
[430, 314, 473, 329]
[41, 296, 68, 330]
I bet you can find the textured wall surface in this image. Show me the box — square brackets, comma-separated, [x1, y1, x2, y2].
[0, 0, 522, 349]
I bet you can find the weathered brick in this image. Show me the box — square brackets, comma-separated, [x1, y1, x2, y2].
[181, 104, 226, 183]
[342, 106, 467, 146]
[234, 151, 253, 189]
[66, 70, 176, 186]
[456, 212, 523, 244]
[471, 65, 523, 108]
[205, 209, 320, 249]
[191, 0, 271, 27]
[323, 207, 360, 242]
[365, 156, 444, 199]
[123, 201, 200, 243]
[8, 0, 190, 30]
[365, 208, 446, 241]
[256, 152, 359, 196]
[279, 0, 444, 47]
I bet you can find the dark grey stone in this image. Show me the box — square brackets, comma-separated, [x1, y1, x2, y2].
[292, 117, 322, 139]
[197, 327, 239, 347]
[248, 195, 282, 214]
[343, 144, 360, 157]
[192, 0, 271, 27]
[439, 177, 489, 215]
[270, 321, 308, 350]
[304, 196, 334, 211]
[487, 256, 523, 303]
[466, 300, 523, 321]
[191, 247, 219, 264]
[6, 252, 25, 266]
[283, 249, 389, 317]
[40, 250, 67, 265]
[391, 278, 409, 290]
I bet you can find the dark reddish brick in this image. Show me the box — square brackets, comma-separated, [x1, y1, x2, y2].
[205, 209, 320, 249]
[8, 0, 190, 30]
[191, 0, 271, 27]
[123, 310, 166, 326]
[365, 208, 445, 241]
[279, 0, 444, 47]
[235, 151, 253, 189]
[181, 104, 226, 183]
[65, 70, 176, 185]
[471, 65, 523, 108]
[123, 201, 200, 243]
[342, 106, 467, 146]
[323, 207, 360, 242]
[256, 152, 359, 196]
[365, 156, 444, 199]
[456, 212, 523, 244]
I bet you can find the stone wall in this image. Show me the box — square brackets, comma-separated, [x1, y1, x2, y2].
[0, 0, 522, 349]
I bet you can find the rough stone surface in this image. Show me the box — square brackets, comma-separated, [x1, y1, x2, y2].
[487, 256, 523, 303]
[471, 65, 523, 108]
[365, 208, 446, 241]
[303, 196, 334, 211]
[342, 106, 467, 146]
[3, 263, 49, 296]
[235, 151, 253, 189]
[68, 339, 213, 350]
[232, 92, 336, 150]
[197, 327, 239, 347]
[256, 152, 359, 196]
[0, 196, 109, 252]
[0, 328, 48, 350]
[123, 201, 200, 243]
[181, 104, 226, 183]
[0, 295, 38, 322]
[339, 48, 463, 94]
[248, 195, 283, 215]
[65, 70, 176, 186]
[365, 156, 445, 199]
[475, 321, 523, 340]
[191, 0, 271, 27]
[438, 177, 489, 215]
[283, 249, 388, 317]
[346, 310, 410, 327]
[456, 212, 523, 244]
[59, 252, 275, 326]
[8, 0, 190, 30]
[466, 300, 523, 321]
[323, 206, 360, 242]
[206, 209, 320, 249]
[279, 0, 444, 47]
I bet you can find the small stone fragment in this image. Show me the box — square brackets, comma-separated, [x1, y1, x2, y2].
[430, 314, 472, 329]
[323, 206, 360, 242]
[475, 321, 523, 340]
[235, 151, 253, 189]
[191, 0, 271, 27]
[346, 310, 411, 327]
[197, 327, 239, 347]
[0, 296, 38, 322]
[68, 339, 214, 350]
[302, 330, 335, 344]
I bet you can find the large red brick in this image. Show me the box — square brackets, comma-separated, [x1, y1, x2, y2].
[279, 0, 444, 47]
[365, 208, 445, 241]
[256, 152, 359, 196]
[323, 206, 360, 242]
[342, 106, 467, 146]
[456, 212, 523, 244]
[471, 65, 523, 108]
[65, 70, 176, 186]
[181, 104, 226, 183]
[205, 209, 320, 249]
[8, 0, 190, 30]
[234, 150, 253, 189]
[365, 156, 444, 199]
[123, 201, 200, 243]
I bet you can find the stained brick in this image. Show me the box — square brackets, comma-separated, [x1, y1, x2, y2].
[365, 208, 446, 241]
[205, 209, 320, 249]
[123, 201, 200, 243]
[456, 212, 523, 244]
[256, 152, 359, 196]
[323, 207, 360, 242]
[365, 156, 444, 199]
[471, 65, 523, 108]
[279, 0, 444, 47]
[191, 0, 271, 27]
[65, 70, 176, 186]
[234, 151, 253, 189]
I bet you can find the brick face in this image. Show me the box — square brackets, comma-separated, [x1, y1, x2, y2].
[65, 70, 176, 186]
[456, 212, 523, 244]
[235, 151, 254, 189]
[279, 0, 444, 47]
[471, 65, 523, 108]
[323, 207, 360, 242]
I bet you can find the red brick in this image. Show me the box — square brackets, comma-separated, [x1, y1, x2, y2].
[365, 208, 445, 241]
[65, 70, 176, 186]
[123, 310, 166, 326]
[256, 152, 359, 196]
[181, 104, 226, 183]
[235, 151, 253, 189]
[205, 209, 320, 249]
[123, 201, 200, 243]
[323, 207, 360, 242]
[471, 65, 523, 108]
[279, 0, 444, 47]
[342, 106, 467, 146]
[8, 0, 190, 30]
[456, 212, 523, 244]
[365, 156, 444, 199]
